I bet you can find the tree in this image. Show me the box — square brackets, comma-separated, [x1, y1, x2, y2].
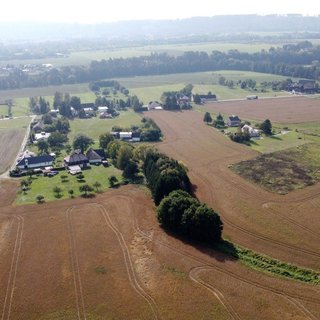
[157, 190, 197, 231]
[73, 134, 94, 153]
[108, 175, 118, 187]
[215, 113, 225, 128]
[70, 96, 81, 110]
[218, 76, 226, 86]
[48, 132, 68, 148]
[181, 203, 223, 242]
[116, 144, 133, 170]
[123, 161, 139, 180]
[37, 140, 49, 154]
[203, 112, 212, 124]
[79, 184, 94, 197]
[93, 181, 102, 192]
[260, 119, 272, 135]
[36, 195, 45, 204]
[193, 94, 201, 105]
[53, 91, 63, 110]
[68, 189, 74, 198]
[99, 133, 114, 149]
[53, 186, 62, 198]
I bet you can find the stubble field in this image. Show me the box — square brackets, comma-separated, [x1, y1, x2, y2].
[203, 96, 320, 123]
[1, 97, 320, 319]
[0, 182, 319, 320]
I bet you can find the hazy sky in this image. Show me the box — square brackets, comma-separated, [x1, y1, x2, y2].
[0, 0, 319, 23]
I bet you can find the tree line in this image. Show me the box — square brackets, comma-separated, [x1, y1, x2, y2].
[1, 41, 320, 90]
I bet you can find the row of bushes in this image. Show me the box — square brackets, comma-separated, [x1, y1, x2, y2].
[143, 150, 223, 243]
[157, 190, 223, 243]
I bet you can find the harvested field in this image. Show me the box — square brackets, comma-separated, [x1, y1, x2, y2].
[204, 96, 320, 123]
[0, 186, 319, 319]
[0, 128, 25, 174]
[147, 110, 320, 271]
[231, 143, 320, 194]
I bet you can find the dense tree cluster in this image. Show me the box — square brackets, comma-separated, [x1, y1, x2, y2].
[143, 151, 192, 205]
[157, 190, 223, 243]
[1, 41, 320, 90]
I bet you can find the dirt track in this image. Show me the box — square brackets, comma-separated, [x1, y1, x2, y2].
[204, 96, 320, 123]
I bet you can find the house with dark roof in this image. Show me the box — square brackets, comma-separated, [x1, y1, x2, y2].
[16, 155, 53, 170]
[193, 94, 217, 104]
[228, 115, 241, 127]
[86, 148, 104, 164]
[64, 151, 89, 168]
[287, 79, 317, 94]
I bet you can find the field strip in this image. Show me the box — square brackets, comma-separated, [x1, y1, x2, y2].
[195, 170, 320, 259]
[100, 196, 320, 316]
[1, 216, 24, 320]
[66, 207, 86, 320]
[189, 267, 242, 320]
[94, 204, 159, 320]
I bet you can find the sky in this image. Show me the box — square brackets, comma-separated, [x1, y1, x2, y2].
[0, 0, 319, 23]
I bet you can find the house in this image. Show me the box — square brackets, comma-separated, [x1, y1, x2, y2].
[287, 80, 317, 94]
[86, 148, 104, 164]
[64, 151, 89, 168]
[83, 107, 95, 116]
[241, 124, 260, 137]
[32, 121, 45, 133]
[119, 132, 132, 140]
[16, 155, 53, 170]
[98, 106, 109, 112]
[99, 112, 113, 119]
[193, 94, 217, 104]
[228, 115, 241, 127]
[148, 101, 161, 110]
[177, 95, 191, 108]
[34, 131, 50, 141]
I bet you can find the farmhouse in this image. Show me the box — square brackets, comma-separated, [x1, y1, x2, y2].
[32, 121, 45, 133]
[241, 124, 260, 137]
[228, 115, 241, 127]
[17, 155, 53, 170]
[148, 101, 162, 110]
[34, 131, 50, 142]
[98, 106, 109, 112]
[64, 151, 89, 168]
[194, 94, 217, 103]
[119, 132, 132, 140]
[287, 80, 317, 94]
[99, 112, 112, 119]
[86, 148, 105, 164]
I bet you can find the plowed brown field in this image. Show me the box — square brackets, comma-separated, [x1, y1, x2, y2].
[0, 108, 319, 319]
[204, 96, 320, 123]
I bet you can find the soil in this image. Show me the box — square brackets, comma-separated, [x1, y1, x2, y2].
[0, 108, 319, 319]
[204, 96, 320, 123]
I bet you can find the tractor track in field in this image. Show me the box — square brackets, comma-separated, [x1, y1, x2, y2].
[66, 208, 87, 320]
[1, 216, 24, 320]
[98, 196, 320, 320]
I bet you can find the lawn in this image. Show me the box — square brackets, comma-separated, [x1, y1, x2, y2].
[0, 117, 30, 130]
[15, 164, 123, 205]
[69, 109, 142, 143]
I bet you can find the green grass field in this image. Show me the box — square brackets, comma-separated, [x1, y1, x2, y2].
[0, 117, 30, 130]
[16, 165, 123, 205]
[69, 109, 142, 142]
[0, 42, 283, 67]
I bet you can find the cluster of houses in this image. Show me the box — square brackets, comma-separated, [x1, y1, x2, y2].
[227, 115, 260, 137]
[16, 148, 108, 174]
[287, 80, 317, 94]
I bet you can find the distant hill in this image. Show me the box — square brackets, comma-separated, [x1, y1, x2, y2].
[1, 15, 320, 43]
